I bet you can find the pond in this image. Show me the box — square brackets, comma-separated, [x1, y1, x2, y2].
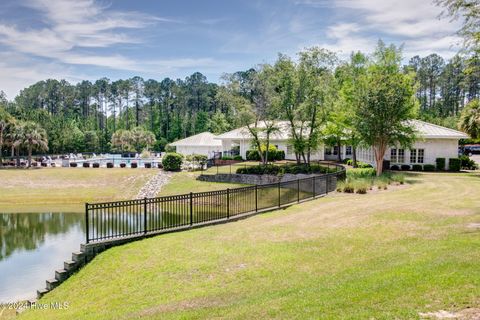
[0, 212, 84, 303]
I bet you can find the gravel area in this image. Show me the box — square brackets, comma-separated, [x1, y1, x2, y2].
[136, 170, 173, 199]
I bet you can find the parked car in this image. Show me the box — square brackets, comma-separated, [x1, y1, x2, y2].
[463, 145, 480, 156]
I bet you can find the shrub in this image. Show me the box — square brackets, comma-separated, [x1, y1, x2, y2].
[343, 158, 351, 164]
[412, 164, 423, 171]
[343, 184, 354, 193]
[131, 162, 138, 168]
[144, 162, 152, 168]
[236, 164, 281, 175]
[347, 168, 376, 179]
[83, 162, 90, 168]
[391, 173, 405, 185]
[186, 154, 208, 163]
[233, 155, 243, 161]
[106, 162, 114, 168]
[41, 163, 47, 167]
[390, 165, 400, 170]
[157, 162, 163, 169]
[69, 162, 78, 167]
[246, 148, 285, 161]
[448, 158, 461, 171]
[459, 155, 478, 170]
[120, 163, 126, 168]
[356, 186, 367, 194]
[162, 152, 183, 171]
[356, 161, 372, 168]
[92, 163, 100, 168]
[221, 156, 233, 160]
[423, 164, 435, 171]
[400, 164, 411, 171]
[165, 144, 176, 153]
[435, 158, 446, 171]
[51, 163, 56, 167]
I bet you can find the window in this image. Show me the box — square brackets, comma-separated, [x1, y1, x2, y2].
[410, 148, 425, 163]
[346, 146, 352, 156]
[286, 145, 293, 155]
[390, 149, 397, 162]
[418, 149, 424, 163]
[398, 149, 405, 163]
[333, 146, 339, 155]
[325, 147, 332, 155]
[410, 149, 417, 163]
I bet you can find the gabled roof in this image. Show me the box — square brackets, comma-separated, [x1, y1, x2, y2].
[214, 119, 469, 141]
[169, 132, 222, 147]
[409, 119, 468, 139]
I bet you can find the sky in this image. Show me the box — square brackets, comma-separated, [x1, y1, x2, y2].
[0, 0, 463, 99]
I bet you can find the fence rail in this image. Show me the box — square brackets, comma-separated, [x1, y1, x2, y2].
[85, 164, 345, 244]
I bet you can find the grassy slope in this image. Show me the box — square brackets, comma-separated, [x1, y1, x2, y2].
[158, 171, 247, 196]
[19, 172, 480, 319]
[0, 168, 156, 213]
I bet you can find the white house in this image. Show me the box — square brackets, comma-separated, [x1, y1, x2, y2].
[213, 119, 467, 168]
[169, 132, 223, 157]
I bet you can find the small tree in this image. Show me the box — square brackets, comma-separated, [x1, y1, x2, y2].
[0, 107, 12, 166]
[459, 99, 480, 138]
[14, 121, 49, 167]
[355, 42, 417, 176]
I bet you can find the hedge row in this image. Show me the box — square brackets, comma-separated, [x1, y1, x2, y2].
[246, 150, 285, 161]
[236, 164, 336, 175]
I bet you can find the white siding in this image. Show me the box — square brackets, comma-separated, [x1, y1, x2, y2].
[175, 145, 222, 157]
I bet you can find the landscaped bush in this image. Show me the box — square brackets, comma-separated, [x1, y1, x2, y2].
[246, 148, 285, 161]
[459, 155, 478, 170]
[120, 163, 126, 168]
[162, 152, 183, 171]
[233, 155, 243, 161]
[356, 161, 372, 168]
[131, 162, 138, 168]
[221, 156, 234, 160]
[343, 158, 351, 164]
[343, 183, 354, 193]
[412, 164, 423, 171]
[144, 162, 152, 168]
[83, 162, 90, 168]
[423, 164, 435, 171]
[390, 164, 400, 170]
[400, 164, 411, 171]
[436, 158, 446, 171]
[69, 162, 78, 167]
[106, 162, 114, 168]
[51, 163, 56, 167]
[236, 163, 334, 175]
[448, 158, 461, 171]
[92, 163, 100, 168]
[157, 162, 163, 169]
[347, 168, 376, 179]
[391, 173, 405, 185]
[41, 163, 47, 167]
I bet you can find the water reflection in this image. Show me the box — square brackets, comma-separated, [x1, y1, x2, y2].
[0, 212, 84, 302]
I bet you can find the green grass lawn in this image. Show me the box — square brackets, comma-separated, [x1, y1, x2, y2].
[158, 171, 247, 196]
[0, 168, 157, 213]
[18, 172, 480, 319]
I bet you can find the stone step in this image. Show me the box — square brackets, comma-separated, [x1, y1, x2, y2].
[55, 269, 68, 282]
[64, 260, 78, 272]
[37, 288, 49, 299]
[46, 278, 59, 291]
[72, 251, 85, 262]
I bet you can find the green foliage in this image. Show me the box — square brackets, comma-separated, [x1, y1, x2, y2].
[423, 164, 436, 171]
[459, 155, 478, 169]
[400, 164, 411, 170]
[459, 99, 480, 139]
[233, 155, 244, 161]
[412, 164, 423, 171]
[246, 148, 285, 161]
[436, 158, 446, 171]
[220, 156, 233, 160]
[162, 153, 184, 171]
[346, 168, 376, 179]
[236, 163, 334, 175]
[164, 144, 176, 153]
[185, 154, 208, 164]
[448, 158, 461, 171]
[111, 127, 156, 152]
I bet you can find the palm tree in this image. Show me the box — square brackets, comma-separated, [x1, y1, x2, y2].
[459, 99, 480, 139]
[14, 121, 48, 167]
[0, 108, 12, 167]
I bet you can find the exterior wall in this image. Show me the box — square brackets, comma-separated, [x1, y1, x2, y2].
[324, 145, 353, 161]
[175, 145, 222, 157]
[356, 139, 460, 168]
[275, 140, 325, 161]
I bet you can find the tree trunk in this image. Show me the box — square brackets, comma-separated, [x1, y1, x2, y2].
[28, 145, 32, 168]
[337, 139, 342, 162]
[374, 143, 386, 176]
[352, 146, 357, 168]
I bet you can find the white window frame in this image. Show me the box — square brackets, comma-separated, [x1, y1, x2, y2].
[398, 149, 405, 163]
[390, 148, 397, 163]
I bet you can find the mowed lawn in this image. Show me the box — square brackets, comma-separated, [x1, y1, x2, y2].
[19, 172, 480, 319]
[0, 168, 157, 213]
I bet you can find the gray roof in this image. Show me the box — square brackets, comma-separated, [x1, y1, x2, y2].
[215, 119, 468, 141]
[169, 132, 222, 147]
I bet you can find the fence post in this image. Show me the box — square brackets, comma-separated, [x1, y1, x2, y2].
[297, 179, 300, 203]
[278, 182, 281, 208]
[189, 192, 193, 226]
[227, 188, 230, 219]
[144, 197, 147, 235]
[255, 184, 258, 212]
[85, 203, 89, 244]
[313, 176, 316, 198]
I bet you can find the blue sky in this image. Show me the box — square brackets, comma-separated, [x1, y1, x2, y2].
[0, 0, 462, 98]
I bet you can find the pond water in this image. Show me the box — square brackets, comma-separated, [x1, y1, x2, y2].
[0, 212, 84, 303]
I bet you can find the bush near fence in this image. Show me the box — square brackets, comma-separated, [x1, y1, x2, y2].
[236, 163, 336, 175]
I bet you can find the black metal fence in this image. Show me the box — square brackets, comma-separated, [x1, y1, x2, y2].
[85, 164, 345, 244]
